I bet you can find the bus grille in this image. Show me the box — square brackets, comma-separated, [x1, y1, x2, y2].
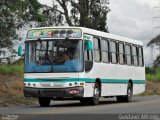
[40, 82, 65, 88]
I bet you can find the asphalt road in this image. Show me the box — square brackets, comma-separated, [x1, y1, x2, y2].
[0, 96, 160, 120]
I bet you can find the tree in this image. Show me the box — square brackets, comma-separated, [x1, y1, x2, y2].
[0, 0, 45, 62]
[42, 0, 110, 32]
[147, 34, 160, 47]
[147, 34, 160, 67]
[0, 0, 45, 61]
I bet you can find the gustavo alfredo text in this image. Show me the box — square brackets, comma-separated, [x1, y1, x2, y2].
[119, 114, 160, 120]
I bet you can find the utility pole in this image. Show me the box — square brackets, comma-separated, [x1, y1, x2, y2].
[152, 7, 160, 66]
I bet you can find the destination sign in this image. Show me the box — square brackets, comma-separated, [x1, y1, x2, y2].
[27, 28, 82, 39]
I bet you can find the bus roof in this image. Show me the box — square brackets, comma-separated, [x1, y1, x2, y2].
[80, 27, 143, 46]
[28, 27, 143, 46]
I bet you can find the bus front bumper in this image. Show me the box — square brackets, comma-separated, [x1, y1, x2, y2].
[24, 87, 84, 98]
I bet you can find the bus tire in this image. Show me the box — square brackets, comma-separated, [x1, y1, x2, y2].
[87, 82, 100, 105]
[125, 82, 133, 102]
[116, 82, 133, 102]
[116, 96, 124, 102]
[80, 98, 88, 105]
[38, 97, 51, 107]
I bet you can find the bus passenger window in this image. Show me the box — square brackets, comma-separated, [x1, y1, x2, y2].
[93, 38, 101, 62]
[101, 39, 109, 63]
[110, 41, 117, 64]
[125, 44, 132, 65]
[132, 46, 138, 66]
[118, 43, 125, 65]
[138, 47, 144, 67]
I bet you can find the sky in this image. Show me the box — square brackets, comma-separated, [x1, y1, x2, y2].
[38, 0, 160, 66]
[107, 0, 160, 66]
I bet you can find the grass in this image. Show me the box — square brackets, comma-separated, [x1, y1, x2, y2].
[146, 67, 160, 82]
[0, 64, 23, 75]
[0, 65, 159, 81]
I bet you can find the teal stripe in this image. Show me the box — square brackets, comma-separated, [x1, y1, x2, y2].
[133, 80, 146, 84]
[101, 79, 145, 84]
[24, 78, 145, 84]
[101, 79, 129, 83]
[24, 78, 95, 83]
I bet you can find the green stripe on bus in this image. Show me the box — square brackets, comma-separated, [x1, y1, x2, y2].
[101, 79, 145, 84]
[24, 78, 145, 84]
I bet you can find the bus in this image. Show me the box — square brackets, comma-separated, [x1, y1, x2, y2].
[19, 27, 145, 107]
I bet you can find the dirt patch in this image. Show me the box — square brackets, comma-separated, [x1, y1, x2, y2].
[0, 74, 36, 107]
[140, 81, 160, 96]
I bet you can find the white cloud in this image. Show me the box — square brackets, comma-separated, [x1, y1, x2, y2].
[108, 0, 160, 65]
[137, 0, 160, 8]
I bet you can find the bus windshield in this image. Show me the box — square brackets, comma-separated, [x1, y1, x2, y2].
[25, 39, 83, 73]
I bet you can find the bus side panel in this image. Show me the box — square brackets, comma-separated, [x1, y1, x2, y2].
[101, 83, 128, 96]
[84, 63, 145, 97]
[101, 63, 128, 96]
[133, 84, 145, 95]
[132, 66, 145, 95]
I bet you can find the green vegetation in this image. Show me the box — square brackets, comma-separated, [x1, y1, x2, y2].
[0, 64, 23, 75]
[146, 67, 160, 82]
[0, 65, 159, 81]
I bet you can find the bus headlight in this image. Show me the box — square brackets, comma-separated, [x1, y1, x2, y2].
[28, 83, 31, 86]
[69, 83, 72, 86]
[33, 83, 36, 87]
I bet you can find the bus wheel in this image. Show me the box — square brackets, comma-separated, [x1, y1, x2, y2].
[116, 96, 124, 102]
[117, 82, 133, 102]
[88, 82, 100, 105]
[38, 97, 51, 107]
[125, 82, 133, 102]
[80, 98, 87, 105]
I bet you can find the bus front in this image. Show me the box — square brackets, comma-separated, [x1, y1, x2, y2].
[23, 28, 87, 106]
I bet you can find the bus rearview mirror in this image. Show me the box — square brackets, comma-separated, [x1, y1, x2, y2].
[87, 41, 93, 51]
[18, 45, 22, 56]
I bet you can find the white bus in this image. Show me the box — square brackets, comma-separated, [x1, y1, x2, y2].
[19, 27, 145, 107]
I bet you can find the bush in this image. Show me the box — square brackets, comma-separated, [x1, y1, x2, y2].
[146, 67, 160, 82]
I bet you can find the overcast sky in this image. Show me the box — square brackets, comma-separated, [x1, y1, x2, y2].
[38, 0, 160, 66]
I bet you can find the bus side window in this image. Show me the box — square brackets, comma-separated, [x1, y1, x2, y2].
[93, 37, 101, 62]
[110, 40, 118, 64]
[125, 44, 132, 66]
[101, 39, 110, 63]
[118, 43, 125, 65]
[132, 45, 138, 66]
[138, 47, 144, 67]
